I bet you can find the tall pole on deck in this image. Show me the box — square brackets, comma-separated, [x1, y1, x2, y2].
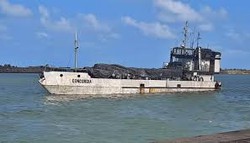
[197, 32, 202, 71]
[197, 32, 201, 48]
[74, 32, 79, 72]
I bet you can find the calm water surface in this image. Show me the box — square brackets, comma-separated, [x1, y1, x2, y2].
[0, 74, 250, 143]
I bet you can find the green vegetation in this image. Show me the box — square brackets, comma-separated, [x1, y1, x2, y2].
[0, 64, 250, 74]
[220, 69, 250, 75]
[0, 64, 45, 73]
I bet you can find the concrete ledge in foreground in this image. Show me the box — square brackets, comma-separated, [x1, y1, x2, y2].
[155, 129, 250, 143]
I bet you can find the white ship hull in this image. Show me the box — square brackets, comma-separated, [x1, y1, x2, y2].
[39, 71, 219, 95]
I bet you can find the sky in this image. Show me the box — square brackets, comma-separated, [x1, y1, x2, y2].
[0, 0, 249, 69]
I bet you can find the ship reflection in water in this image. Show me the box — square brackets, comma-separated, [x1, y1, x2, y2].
[44, 93, 136, 102]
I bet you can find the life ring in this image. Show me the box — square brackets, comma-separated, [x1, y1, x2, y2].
[193, 76, 198, 81]
[215, 81, 221, 89]
[198, 77, 204, 81]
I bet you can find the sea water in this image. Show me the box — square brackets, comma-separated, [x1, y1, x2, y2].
[0, 73, 250, 143]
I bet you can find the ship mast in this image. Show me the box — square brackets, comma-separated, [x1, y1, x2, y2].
[197, 32, 201, 48]
[197, 32, 202, 71]
[74, 32, 79, 72]
[182, 21, 188, 48]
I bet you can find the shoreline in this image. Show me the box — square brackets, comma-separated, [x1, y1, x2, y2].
[155, 129, 250, 143]
[1, 65, 250, 75]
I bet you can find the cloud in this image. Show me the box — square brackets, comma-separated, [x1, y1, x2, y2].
[38, 5, 49, 18]
[0, 0, 32, 17]
[154, 0, 203, 23]
[38, 5, 73, 32]
[36, 32, 49, 39]
[198, 23, 214, 31]
[76, 13, 119, 41]
[153, 0, 227, 32]
[79, 14, 111, 33]
[201, 6, 227, 20]
[122, 16, 175, 39]
[38, 6, 118, 41]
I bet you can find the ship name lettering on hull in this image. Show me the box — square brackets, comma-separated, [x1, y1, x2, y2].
[72, 79, 92, 84]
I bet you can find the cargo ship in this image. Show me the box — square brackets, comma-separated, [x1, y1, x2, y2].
[39, 22, 221, 95]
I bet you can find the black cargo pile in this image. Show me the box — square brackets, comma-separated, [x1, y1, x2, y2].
[83, 64, 182, 80]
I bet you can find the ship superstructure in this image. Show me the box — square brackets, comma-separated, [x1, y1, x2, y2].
[167, 22, 221, 82]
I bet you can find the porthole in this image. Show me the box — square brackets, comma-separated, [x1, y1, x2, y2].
[60, 74, 63, 77]
[77, 75, 80, 78]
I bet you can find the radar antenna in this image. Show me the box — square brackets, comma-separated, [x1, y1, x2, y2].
[197, 32, 201, 48]
[182, 21, 189, 48]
